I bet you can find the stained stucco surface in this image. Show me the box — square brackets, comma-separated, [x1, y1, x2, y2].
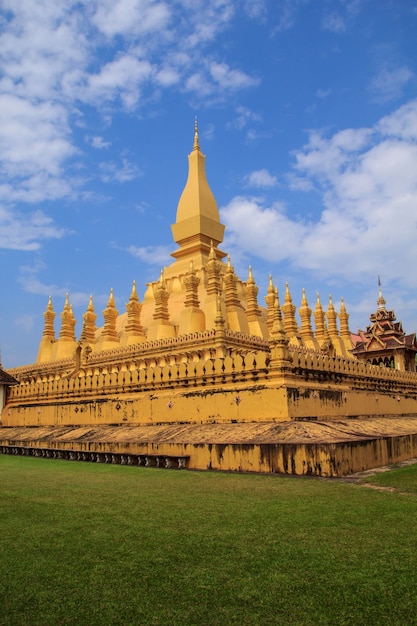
[2, 416, 417, 447]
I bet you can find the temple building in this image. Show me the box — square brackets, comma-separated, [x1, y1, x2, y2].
[0, 365, 18, 413]
[351, 283, 417, 372]
[2, 124, 417, 477]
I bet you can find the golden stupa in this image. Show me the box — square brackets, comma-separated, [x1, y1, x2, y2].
[2, 123, 417, 476]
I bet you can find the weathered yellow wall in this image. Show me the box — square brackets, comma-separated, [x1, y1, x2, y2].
[4, 381, 417, 430]
[3, 346, 417, 428]
[2, 433, 416, 477]
[3, 384, 289, 427]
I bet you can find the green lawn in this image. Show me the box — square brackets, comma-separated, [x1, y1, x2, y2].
[0, 456, 416, 626]
[361, 463, 417, 494]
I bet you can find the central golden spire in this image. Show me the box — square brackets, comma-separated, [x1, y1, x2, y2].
[171, 120, 225, 265]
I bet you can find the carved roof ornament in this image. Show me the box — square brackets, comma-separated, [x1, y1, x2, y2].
[339, 297, 351, 340]
[282, 282, 298, 338]
[372, 277, 395, 323]
[102, 289, 119, 341]
[42, 295, 56, 340]
[299, 289, 313, 340]
[269, 288, 291, 366]
[224, 255, 242, 310]
[377, 275, 386, 310]
[206, 240, 222, 296]
[246, 266, 261, 321]
[265, 275, 276, 331]
[184, 260, 201, 309]
[80, 295, 97, 344]
[129, 280, 139, 302]
[125, 281, 145, 338]
[327, 295, 338, 337]
[59, 293, 76, 340]
[314, 293, 326, 342]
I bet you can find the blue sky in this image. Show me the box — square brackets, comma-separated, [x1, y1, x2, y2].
[1, 0, 417, 367]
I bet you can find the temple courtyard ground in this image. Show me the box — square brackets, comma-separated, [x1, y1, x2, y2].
[0, 454, 416, 625]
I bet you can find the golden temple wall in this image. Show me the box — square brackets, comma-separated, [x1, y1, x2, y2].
[3, 345, 417, 428]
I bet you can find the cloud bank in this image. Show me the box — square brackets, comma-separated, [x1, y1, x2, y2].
[221, 99, 417, 288]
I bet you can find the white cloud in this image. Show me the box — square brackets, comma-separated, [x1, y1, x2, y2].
[321, 0, 364, 33]
[84, 55, 154, 109]
[316, 88, 332, 99]
[321, 12, 346, 32]
[127, 244, 172, 266]
[231, 106, 262, 130]
[0, 94, 75, 178]
[0, 0, 252, 204]
[245, 129, 269, 142]
[90, 136, 111, 149]
[370, 66, 413, 103]
[186, 61, 258, 98]
[17, 262, 91, 306]
[209, 62, 259, 90]
[91, 0, 171, 38]
[100, 158, 142, 183]
[221, 196, 305, 262]
[221, 100, 417, 290]
[246, 169, 277, 188]
[155, 67, 180, 87]
[377, 99, 417, 140]
[243, 0, 267, 19]
[272, 0, 304, 32]
[180, 0, 235, 48]
[0, 206, 67, 251]
[0, 174, 75, 204]
[292, 127, 372, 183]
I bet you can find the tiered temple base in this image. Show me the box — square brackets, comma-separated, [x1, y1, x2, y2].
[1, 418, 417, 477]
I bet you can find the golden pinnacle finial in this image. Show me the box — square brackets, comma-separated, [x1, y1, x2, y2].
[377, 276, 386, 309]
[301, 288, 308, 306]
[130, 280, 138, 300]
[285, 282, 291, 301]
[193, 117, 200, 151]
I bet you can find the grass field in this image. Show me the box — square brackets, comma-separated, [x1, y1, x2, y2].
[0, 456, 416, 626]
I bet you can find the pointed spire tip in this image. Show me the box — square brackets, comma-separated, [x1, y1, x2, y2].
[193, 117, 200, 151]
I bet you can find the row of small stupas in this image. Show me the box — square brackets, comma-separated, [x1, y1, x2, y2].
[35, 123, 416, 372]
[36, 277, 352, 363]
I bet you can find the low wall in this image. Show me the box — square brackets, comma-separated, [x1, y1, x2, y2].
[4, 348, 417, 429]
[1, 432, 416, 477]
[3, 380, 417, 429]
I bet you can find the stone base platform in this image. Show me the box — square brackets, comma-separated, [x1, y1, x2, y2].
[1, 417, 417, 476]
